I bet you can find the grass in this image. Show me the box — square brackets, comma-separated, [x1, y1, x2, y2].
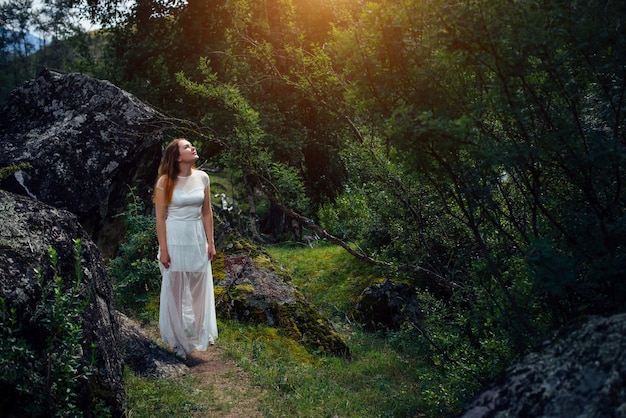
[125, 370, 212, 417]
[123, 242, 469, 418]
[218, 320, 437, 417]
[267, 241, 381, 314]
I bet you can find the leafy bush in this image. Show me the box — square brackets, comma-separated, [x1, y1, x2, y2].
[107, 189, 160, 317]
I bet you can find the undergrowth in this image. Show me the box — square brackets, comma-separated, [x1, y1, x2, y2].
[113, 201, 477, 416]
[260, 243, 468, 417]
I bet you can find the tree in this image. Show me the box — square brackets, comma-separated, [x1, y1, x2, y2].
[221, 0, 626, 373]
[1, 0, 38, 99]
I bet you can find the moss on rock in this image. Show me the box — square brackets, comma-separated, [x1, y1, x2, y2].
[215, 250, 350, 358]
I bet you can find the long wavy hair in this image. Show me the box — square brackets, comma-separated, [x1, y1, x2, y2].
[153, 138, 186, 206]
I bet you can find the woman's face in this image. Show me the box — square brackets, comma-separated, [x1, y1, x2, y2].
[177, 140, 199, 164]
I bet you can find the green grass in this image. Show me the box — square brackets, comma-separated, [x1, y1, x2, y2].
[218, 319, 444, 417]
[123, 242, 469, 417]
[267, 242, 381, 315]
[125, 369, 213, 417]
[245, 242, 462, 417]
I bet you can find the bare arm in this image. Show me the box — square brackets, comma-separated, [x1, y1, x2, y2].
[155, 176, 171, 268]
[202, 183, 216, 261]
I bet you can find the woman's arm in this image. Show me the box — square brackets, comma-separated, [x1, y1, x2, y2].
[202, 182, 216, 261]
[154, 176, 171, 268]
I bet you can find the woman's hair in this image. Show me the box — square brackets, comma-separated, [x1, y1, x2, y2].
[153, 138, 185, 206]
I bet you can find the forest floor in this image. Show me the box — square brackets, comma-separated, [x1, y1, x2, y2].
[135, 318, 266, 417]
[184, 345, 266, 417]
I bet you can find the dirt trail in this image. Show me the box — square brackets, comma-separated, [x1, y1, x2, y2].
[185, 346, 265, 417]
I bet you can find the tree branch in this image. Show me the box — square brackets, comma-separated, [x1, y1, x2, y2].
[250, 173, 461, 292]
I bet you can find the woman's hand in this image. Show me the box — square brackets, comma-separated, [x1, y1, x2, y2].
[160, 250, 171, 269]
[207, 243, 216, 261]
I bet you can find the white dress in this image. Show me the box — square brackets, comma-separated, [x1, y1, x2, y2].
[157, 169, 218, 353]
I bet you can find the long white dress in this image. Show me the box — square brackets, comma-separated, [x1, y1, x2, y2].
[157, 169, 218, 353]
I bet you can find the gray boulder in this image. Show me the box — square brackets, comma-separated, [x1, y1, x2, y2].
[0, 190, 126, 417]
[460, 313, 626, 418]
[0, 68, 165, 258]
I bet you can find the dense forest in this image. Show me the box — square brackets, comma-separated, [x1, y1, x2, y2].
[3, 0, 626, 414]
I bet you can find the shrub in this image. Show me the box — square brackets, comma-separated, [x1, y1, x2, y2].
[107, 189, 160, 317]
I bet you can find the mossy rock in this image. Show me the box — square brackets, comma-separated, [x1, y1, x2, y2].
[351, 278, 423, 332]
[276, 296, 350, 357]
[211, 253, 226, 281]
[214, 252, 350, 358]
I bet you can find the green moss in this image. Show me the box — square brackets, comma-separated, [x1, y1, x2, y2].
[213, 286, 226, 299]
[252, 254, 274, 270]
[211, 253, 226, 281]
[234, 284, 255, 295]
[274, 299, 350, 357]
[229, 239, 256, 254]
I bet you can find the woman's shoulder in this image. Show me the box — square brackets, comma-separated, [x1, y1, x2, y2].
[193, 168, 210, 181]
[192, 168, 210, 187]
[156, 174, 168, 188]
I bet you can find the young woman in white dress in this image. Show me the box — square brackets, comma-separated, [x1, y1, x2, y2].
[153, 138, 218, 359]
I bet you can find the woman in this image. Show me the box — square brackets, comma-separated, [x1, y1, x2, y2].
[153, 138, 218, 359]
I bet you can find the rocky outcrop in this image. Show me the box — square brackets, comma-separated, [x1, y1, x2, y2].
[213, 240, 351, 358]
[0, 68, 165, 259]
[460, 313, 626, 418]
[0, 190, 126, 417]
[351, 279, 422, 332]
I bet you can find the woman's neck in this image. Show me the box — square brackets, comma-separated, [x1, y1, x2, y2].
[178, 163, 193, 177]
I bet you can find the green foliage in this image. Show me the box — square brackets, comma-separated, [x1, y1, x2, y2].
[305, 0, 626, 345]
[0, 240, 99, 417]
[267, 161, 310, 213]
[107, 189, 160, 318]
[177, 59, 313, 218]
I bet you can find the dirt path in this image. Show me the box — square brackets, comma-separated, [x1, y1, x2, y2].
[185, 346, 265, 417]
[135, 318, 265, 417]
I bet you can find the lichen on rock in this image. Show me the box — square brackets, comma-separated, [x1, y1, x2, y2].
[460, 313, 626, 418]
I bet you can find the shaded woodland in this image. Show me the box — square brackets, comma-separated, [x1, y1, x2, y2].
[2, 0, 626, 413]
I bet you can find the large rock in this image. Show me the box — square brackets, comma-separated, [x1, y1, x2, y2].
[351, 278, 423, 332]
[0, 69, 165, 258]
[460, 313, 626, 418]
[0, 190, 126, 416]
